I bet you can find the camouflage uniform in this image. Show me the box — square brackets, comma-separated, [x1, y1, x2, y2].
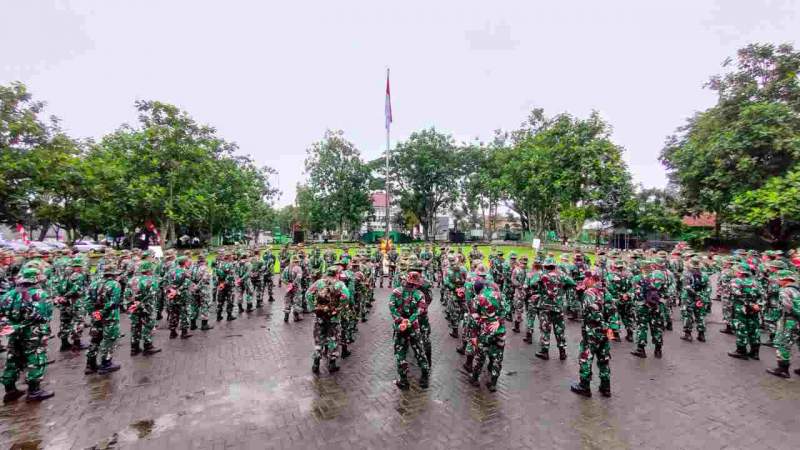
[606, 261, 635, 341]
[727, 265, 765, 360]
[165, 256, 194, 338]
[470, 283, 506, 391]
[55, 258, 89, 350]
[766, 271, 800, 378]
[469, 246, 483, 270]
[443, 260, 468, 337]
[762, 260, 787, 346]
[532, 260, 575, 360]
[680, 259, 710, 341]
[234, 254, 251, 313]
[85, 269, 123, 375]
[282, 257, 304, 322]
[389, 272, 430, 390]
[189, 256, 214, 330]
[124, 262, 161, 355]
[571, 276, 620, 397]
[717, 260, 735, 334]
[261, 249, 276, 302]
[306, 270, 349, 373]
[631, 267, 668, 358]
[214, 255, 237, 321]
[510, 257, 529, 333]
[0, 268, 54, 401]
[278, 245, 291, 287]
[384, 248, 398, 288]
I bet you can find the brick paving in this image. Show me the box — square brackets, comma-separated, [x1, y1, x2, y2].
[1, 284, 800, 449]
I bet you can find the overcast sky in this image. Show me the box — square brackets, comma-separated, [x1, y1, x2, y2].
[3, 0, 798, 206]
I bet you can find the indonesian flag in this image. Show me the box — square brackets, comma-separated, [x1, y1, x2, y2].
[16, 223, 29, 245]
[385, 68, 392, 131]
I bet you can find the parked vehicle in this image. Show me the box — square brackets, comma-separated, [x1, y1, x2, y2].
[0, 239, 29, 252]
[73, 240, 107, 253]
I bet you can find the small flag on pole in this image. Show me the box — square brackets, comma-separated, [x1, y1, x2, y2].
[385, 69, 392, 131]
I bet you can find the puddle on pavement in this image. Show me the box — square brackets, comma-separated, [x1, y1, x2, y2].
[571, 398, 628, 449]
[9, 439, 42, 450]
[310, 377, 348, 421]
[116, 413, 178, 444]
[468, 388, 502, 423]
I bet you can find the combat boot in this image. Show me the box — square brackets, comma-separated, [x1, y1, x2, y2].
[190, 320, 198, 330]
[284, 312, 289, 322]
[559, 348, 567, 361]
[328, 359, 340, 373]
[654, 345, 663, 359]
[216, 312, 223, 321]
[268, 295, 275, 302]
[84, 358, 98, 375]
[425, 344, 432, 368]
[728, 346, 749, 359]
[419, 370, 430, 389]
[469, 371, 480, 387]
[599, 379, 611, 397]
[631, 345, 647, 358]
[665, 321, 673, 331]
[238, 304, 244, 314]
[341, 346, 351, 358]
[523, 331, 533, 344]
[612, 331, 621, 342]
[156, 312, 163, 321]
[625, 330, 633, 342]
[143, 343, 162, 355]
[293, 311, 303, 322]
[59, 336, 72, 352]
[130, 342, 141, 356]
[748, 344, 760, 360]
[486, 376, 498, 392]
[720, 324, 734, 334]
[72, 339, 89, 350]
[766, 361, 791, 378]
[456, 343, 466, 355]
[680, 331, 693, 342]
[449, 329, 459, 339]
[226, 313, 236, 321]
[256, 300, 264, 308]
[169, 329, 178, 339]
[463, 355, 474, 372]
[570, 379, 592, 397]
[246, 304, 254, 313]
[25, 382, 54, 402]
[535, 349, 549, 360]
[395, 378, 410, 390]
[3, 384, 25, 403]
[697, 331, 706, 342]
[200, 320, 214, 330]
[512, 321, 520, 333]
[311, 357, 320, 374]
[180, 329, 192, 339]
[97, 359, 121, 375]
[794, 368, 800, 376]
[765, 333, 776, 348]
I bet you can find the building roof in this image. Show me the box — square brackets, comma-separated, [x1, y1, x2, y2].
[682, 213, 716, 228]
[371, 192, 388, 208]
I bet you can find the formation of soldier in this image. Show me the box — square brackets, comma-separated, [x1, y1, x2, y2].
[1, 242, 799, 405]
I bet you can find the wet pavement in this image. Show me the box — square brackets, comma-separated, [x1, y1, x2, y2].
[2, 284, 800, 449]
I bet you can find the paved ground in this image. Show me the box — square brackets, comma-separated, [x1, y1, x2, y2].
[2, 283, 800, 450]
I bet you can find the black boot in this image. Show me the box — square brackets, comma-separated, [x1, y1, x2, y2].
[625, 331, 633, 342]
[631, 346, 647, 358]
[535, 349, 549, 360]
[312, 357, 320, 374]
[767, 361, 791, 379]
[201, 320, 214, 330]
[599, 379, 611, 397]
[720, 324, 734, 334]
[559, 348, 567, 361]
[748, 344, 760, 360]
[456, 343, 466, 355]
[523, 331, 533, 344]
[612, 331, 621, 342]
[341, 346, 351, 359]
[238, 304, 244, 313]
[169, 329, 178, 339]
[256, 300, 264, 308]
[130, 342, 141, 356]
[3, 384, 25, 403]
[190, 320, 198, 330]
[654, 345, 662, 359]
[728, 346, 749, 359]
[794, 368, 800, 376]
[293, 311, 303, 322]
[470, 372, 480, 387]
[396, 378, 410, 390]
[419, 370, 430, 388]
[425, 344, 432, 369]
[697, 331, 706, 342]
[84, 358, 98, 375]
[268, 296, 275, 302]
[143, 343, 162, 355]
[450, 329, 459, 339]
[60, 336, 72, 351]
[97, 359, 121, 375]
[681, 331, 693, 342]
[765, 333, 776, 348]
[25, 382, 54, 402]
[227, 314, 236, 321]
[486, 376, 498, 392]
[246, 304, 254, 313]
[328, 359, 340, 373]
[570, 379, 592, 397]
[156, 312, 163, 321]
[665, 321, 673, 331]
[463, 355, 474, 372]
[284, 312, 289, 323]
[180, 329, 192, 339]
[512, 321, 520, 333]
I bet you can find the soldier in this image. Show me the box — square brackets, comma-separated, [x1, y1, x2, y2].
[278, 244, 291, 287]
[631, 261, 668, 359]
[717, 257, 736, 335]
[85, 263, 123, 375]
[567, 252, 588, 321]
[1, 267, 55, 402]
[522, 258, 543, 345]
[491, 250, 505, 291]
[306, 266, 349, 374]
[164, 255, 194, 339]
[261, 247, 276, 302]
[323, 247, 336, 268]
[389, 271, 430, 390]
[384, 245, 398, 288]
[570, 270, 620, 398]
[233, 252, 251, 314]
[510, 255, 529, 333]
[309, 247, 324, 286]
[337, 257, 357, 358]
[469, 245, 483, 270]
[766, 270, 800, 378]
[680, 257, 711, 343]
[443, 255, 468, 338]
[124, 261, 162, 356]
[532, 258, 575, 361]
[727, 263, 765, 360]
[189, 252, 214, 331]
[470, 278, 506, 392]
[215, 253, 237, 321]
[501, 253, 516, 314]
[763, 260, 787, 347]
[282, 255, 304, 323]
[54, 257, 90, 351]
[606, 260, 635, 342]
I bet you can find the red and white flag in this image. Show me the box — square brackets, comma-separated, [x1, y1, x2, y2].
[16, 223, 29, 245]
[385, 68, 392, 131]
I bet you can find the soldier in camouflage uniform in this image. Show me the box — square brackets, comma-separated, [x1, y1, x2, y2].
[278, 244, 291, 287]
[189, 253, 214, 331]
[306, 266, 349, 374]
[309, 247, 324, 286]
[679, 257, 710, 343]
[766, 270, 800, 378]
[245, 250, 265, 310]
[606, 259, 635, 342]
[282, 255, 304, 323]
[570, 270, 620, 398]
[443, 255, 468, 338]
[165, 255, 194, 339]
[470, 280, 506, 392]
[762, 260, 787, 347]
[469, 245, 483, 270]
[383, 246, 398, 288]
[261, 248, 276, 302]
[727, 263, 765, 360]
[85, 264, 123, 375]
[532, 258, 575, 361]
[1, 267, 55, 402]
[501, 253, 516, 316]
[567, 253, 589, 321]
[510, 255, 529, 333]
[124, 261, 162, 356]
[631, 261, 668, 359]
[214, 252, 237, 321]
[389, 271, 430, 390]
[522, 258, 543, 345]
[717, 258, 736, 335]
[337, 258, 357, 358]
[55, 257, 90, 351]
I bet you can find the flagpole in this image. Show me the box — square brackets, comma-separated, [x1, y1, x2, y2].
[385, 68, 391, 241]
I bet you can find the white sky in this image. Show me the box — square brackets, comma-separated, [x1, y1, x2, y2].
[3, 0, 798, 206]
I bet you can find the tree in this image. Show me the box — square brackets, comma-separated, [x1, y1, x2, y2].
[303, 130, 372, 239]
[392, 128, 462, 240]
[661, 43, 800, 242]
